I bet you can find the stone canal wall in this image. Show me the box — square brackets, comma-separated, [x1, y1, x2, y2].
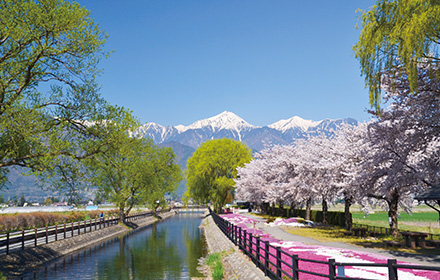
[0, 211, 176, 278]
[200, 214, 269, 280]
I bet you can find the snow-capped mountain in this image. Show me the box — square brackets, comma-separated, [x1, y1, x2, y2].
[268, 116, 319, 132]
[134, 111, 358, 151]
[178, 111, 258, 132]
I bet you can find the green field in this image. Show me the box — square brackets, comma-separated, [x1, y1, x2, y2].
[352, 211, 439, 222]
[308, 203, 440, 234]
[352, 211, 440, 235]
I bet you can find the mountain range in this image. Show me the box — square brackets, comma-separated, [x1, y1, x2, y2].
[134, 111, 357, 151]
[2, 111, 357, 201]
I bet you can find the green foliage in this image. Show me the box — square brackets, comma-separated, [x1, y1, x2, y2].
[18, 193, 25, 206]
[0, 0, 114, 189]
[354, 0, 440, 108]
[206, 252, 224, 280]
[88, 129, 182, 221]
[186, 138, 252, 212]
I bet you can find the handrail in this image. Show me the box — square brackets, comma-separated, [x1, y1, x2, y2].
[210, 209, 440, 280]
[0, 209, 166, 255]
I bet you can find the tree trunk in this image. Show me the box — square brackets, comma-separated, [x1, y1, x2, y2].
[262, 202, 269, 214]
[215, 203, 222, 214]
[344, 194, 353, 231]
[279, 201, 284, 217]
[305, 197, 312, 220]
[388, 189, 399, 238]
[322, 198, 328, 224]
[118, 208, 125, 224]
[289, 202, 296, 217]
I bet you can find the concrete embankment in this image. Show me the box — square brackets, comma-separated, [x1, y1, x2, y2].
[0, 211, 176, 278]
[199, 214, 269, 280]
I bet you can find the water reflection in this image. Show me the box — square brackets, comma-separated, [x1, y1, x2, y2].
[22, 213, 207, 280]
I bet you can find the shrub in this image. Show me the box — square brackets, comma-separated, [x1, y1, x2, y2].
[0, 212, 71, 232]
[107, 209, 119, 216]
[68, 211, 86, 222]
[88, 210, 101, 219]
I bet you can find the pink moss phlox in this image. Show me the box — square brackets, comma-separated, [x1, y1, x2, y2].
[221, 214, 439, 279]
[276, 217, 298, 224]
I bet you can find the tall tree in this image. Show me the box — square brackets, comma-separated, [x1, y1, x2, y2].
[89, 131, 181, 222]
[354, 0, 440, 108]
[355, 65, 440, 237]
[0, 0, 109, 188]
[186, 138, 252, 213]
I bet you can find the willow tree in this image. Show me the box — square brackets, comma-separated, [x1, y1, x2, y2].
[186, 138, 252, 213]
[89, 130, 182, 222]
[0, 0, 109, 188]
[354, 0, 440, 109]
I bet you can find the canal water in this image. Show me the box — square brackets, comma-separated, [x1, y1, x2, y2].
[22, 213, 207, 279]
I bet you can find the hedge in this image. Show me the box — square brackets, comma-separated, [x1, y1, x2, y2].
[269, 207, 348, 227]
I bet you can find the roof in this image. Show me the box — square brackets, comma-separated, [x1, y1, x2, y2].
[415, 184, 440, 201]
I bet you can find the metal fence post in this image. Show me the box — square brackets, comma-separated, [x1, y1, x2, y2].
[21, 229, 25, 250]
[71, 222, 74, 237]
[264, 241, 270, 276]
[276, 246, 282, 279]
[78, 221, 80, 235]
[6, 232, 9, 255]
[45, 226, 48, 244]
[34, 228, 37, 247]
[239, 227, 242, 249]
[329, 258, 336, 280]
[388, 259, 398, 280]
[256, 236, 261, 268]
[55, 224, 58, 241]
[243, 230, 248, 254]
[292, 254, 299, 280]
[249, 234, 253, 256]
[228, 222, 234, 241]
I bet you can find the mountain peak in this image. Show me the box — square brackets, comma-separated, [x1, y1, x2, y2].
[181, 111, 258, 132]
[268, 116, 320, 132]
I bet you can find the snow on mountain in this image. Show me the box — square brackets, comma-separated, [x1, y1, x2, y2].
[134, 112, 357, 150]
[133, 122, 176, 143]
[268, 116, 320, 132]
[171, 111, 258, 142]
[180, 111, 259, 132]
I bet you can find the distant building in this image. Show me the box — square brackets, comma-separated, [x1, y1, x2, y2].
[52, 202, 68, 207]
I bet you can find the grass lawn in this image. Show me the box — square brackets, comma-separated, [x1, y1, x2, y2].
[352, 211, 440, 235]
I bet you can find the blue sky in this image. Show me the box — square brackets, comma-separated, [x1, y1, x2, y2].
[77, 1, 375, 126]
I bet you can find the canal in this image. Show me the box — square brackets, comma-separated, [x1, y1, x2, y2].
[22, 213, 207, 279]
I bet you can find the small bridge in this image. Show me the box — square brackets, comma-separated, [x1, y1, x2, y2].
[173, 206, 208, 214]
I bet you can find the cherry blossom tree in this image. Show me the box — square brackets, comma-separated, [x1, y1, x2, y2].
[355, 65, 440, 236]
[235, 145, 298, 215]
[329, 122, 372, 230]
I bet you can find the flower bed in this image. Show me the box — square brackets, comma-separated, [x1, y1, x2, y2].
[265, 217, 306, 227]
[221, 213, 439, 280]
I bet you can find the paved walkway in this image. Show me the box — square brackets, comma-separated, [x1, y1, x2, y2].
[240, 213, 440, 266]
